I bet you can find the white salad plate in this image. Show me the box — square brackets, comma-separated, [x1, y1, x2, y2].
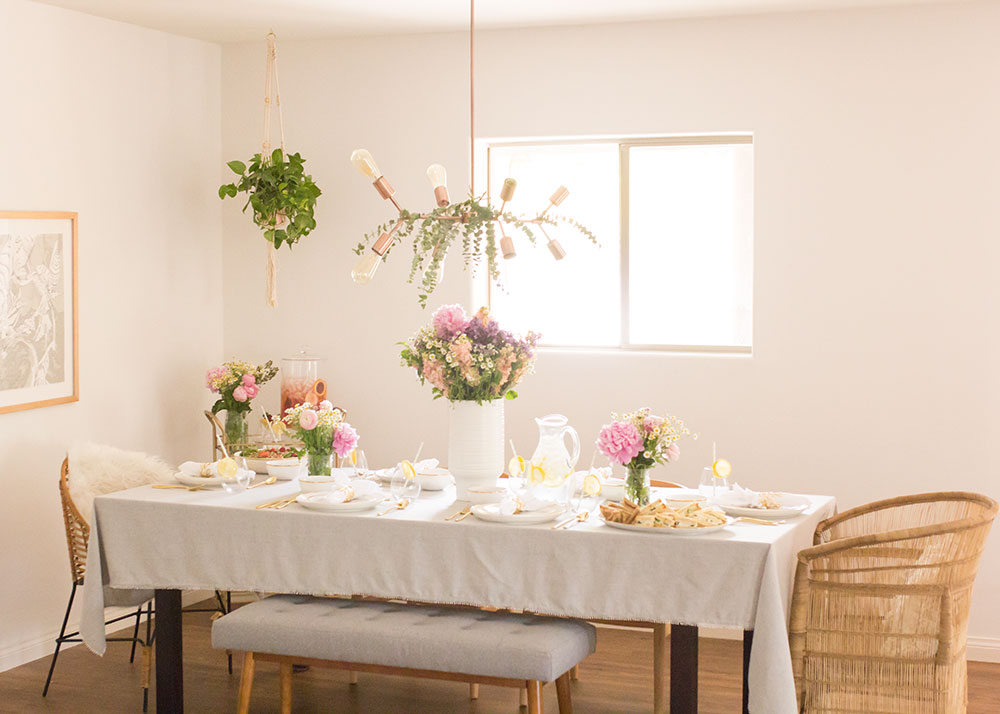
[716, 493, 810, 520]
[295, 492, 382, 513]
[600, 514, 734, 535]
[470, 503, 566, 525]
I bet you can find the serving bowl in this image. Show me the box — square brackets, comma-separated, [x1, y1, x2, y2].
[266, 459, 305, 480]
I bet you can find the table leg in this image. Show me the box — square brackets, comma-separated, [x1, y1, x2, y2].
[743, 630, 754, 714]
[653, 623, 668, 714]
[154, 589, 184, 714]
[670, 624, 698, 714]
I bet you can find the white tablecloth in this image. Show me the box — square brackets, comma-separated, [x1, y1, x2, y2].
[81, 481, 835, 714]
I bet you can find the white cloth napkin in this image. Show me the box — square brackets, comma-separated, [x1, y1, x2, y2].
[383, 458, 440, 479]
[179, 460, 221, 478]
[498, 492, 549, 515]
[718, 482, 755, 506]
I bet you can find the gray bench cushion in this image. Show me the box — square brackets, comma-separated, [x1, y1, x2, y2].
[212, 595, 595, 682]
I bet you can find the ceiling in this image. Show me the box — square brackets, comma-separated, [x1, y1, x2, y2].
[33, 0, 960, 42]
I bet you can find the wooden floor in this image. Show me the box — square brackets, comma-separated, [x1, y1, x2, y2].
[4, 606, 1000, 713]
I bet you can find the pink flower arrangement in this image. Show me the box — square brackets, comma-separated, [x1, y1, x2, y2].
[298, 408, 319, 430]
[205, 359, 277, 416]
[332, 423, 359, 458]
[401, 304, 539, 403]
[282, 401, 360, 469]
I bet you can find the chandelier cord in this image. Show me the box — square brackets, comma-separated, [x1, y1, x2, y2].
[470, 0, 475, 196]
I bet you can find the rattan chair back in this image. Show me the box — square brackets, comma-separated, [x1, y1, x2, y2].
[790, 491, 997, 714]
[58, 458, 90, 585]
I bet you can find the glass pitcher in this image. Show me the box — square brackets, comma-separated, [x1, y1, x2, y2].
[529, 414, 581, 502]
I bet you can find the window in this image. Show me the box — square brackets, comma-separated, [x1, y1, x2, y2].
[486, 136, 753, 352]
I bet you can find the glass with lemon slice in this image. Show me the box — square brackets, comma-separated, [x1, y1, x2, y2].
[698, 458, 732, 499]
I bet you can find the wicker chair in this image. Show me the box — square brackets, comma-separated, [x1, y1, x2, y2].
[47, 458, 155, 711]
[789, 491, 997, 714]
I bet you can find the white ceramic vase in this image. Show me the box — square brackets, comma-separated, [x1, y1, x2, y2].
[448, 399, 504, 499]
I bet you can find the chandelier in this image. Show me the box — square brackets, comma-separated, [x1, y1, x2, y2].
[348, 0, 596, 306]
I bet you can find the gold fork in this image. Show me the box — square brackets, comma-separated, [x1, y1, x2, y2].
[378, 499, 410, 517]
[561, 512, 591, 530]
[153, 484, 205, 492]
[248, 476, 277, 489]
[445, 506, 471, 521]
[256, 496, 296, 510]
[734, 517, 785, 526]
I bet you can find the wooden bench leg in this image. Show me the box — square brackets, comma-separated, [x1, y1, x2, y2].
[237, 652, 255, 714]
[520, 686, 528, 707]
[280, 661, 293, 714]
[556, 673, 573, 714]
[570, 664, 579, 681]
[469, 683, 479, 699]
[526, 680, 543, 714]
[349, 670, 358, 685]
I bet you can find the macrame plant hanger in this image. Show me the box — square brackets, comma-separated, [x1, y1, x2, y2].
[261, 31, 285, 307]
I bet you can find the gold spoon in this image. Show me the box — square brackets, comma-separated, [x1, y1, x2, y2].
[734, 517, 785, 526]
[445, 506, 471, 521]
[561, 512, 590, 530]
[153, 484, 205, 491]
[248, 476, 277, 489]
[378, 499, 410, 517]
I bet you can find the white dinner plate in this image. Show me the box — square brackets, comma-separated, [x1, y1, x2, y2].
[175, 471, 225, 487]
[716, 494, 810, 519]
[470, 503, 566, 525]
[600, 514, 734, 535]
[295, 492, 382, 513]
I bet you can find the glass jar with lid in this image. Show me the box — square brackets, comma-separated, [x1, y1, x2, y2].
[280, 351, 327, 414]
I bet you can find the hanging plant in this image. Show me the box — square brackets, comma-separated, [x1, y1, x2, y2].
[353, 194, 597, 308]
[219, 148, 321, 249]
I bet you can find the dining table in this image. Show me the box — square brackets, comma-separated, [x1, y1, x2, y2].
[80, 476, 835, 714]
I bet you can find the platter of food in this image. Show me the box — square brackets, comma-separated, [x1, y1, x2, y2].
[239, 445, 303, 473]
[716, 491, 810, 519]
[599, 499, 732, 535]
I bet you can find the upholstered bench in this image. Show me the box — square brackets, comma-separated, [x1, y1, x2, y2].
[212, 594, 595, 714]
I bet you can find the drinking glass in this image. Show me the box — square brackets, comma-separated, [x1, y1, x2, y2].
[390, 465, 421, 503]
[698, 466, 729, 500]
[221, 456, 254, 494]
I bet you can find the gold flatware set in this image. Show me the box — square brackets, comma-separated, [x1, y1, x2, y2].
[445, 506, 472, 522]
[256, 496, 298, 510]
[378, 499, 410, 517]
[552, 511, 590, 530]
[248, 476, 277, 489]
[153, 484, 205, 491]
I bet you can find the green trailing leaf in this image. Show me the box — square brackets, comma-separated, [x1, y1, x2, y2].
[219, 149, 322, 250]
[356, 194, 596, 307]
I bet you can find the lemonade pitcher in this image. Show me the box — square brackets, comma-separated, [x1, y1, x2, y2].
[529, 414, 580, 502]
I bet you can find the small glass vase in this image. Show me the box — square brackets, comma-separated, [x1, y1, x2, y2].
[625, 464, 652, 505]
[307, 451, 333, 476]
[224, 411, 248, 449]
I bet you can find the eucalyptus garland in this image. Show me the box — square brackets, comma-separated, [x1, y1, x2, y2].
[353, 195, 597, 307]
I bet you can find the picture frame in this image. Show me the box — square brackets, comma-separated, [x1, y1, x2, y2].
[0, 211, 79, 414]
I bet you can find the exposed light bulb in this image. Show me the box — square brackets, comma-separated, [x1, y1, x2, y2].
[547, 239, 567, 260]
[351, 251, 383, 284]
[426, 163, 450, 207]
[350, 149, 381, 180]
[549, 185, 570, 207]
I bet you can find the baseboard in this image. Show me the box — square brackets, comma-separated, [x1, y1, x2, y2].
[0, 590, 214, 674]
[967, 637, 1000, 663]
[596, 624, 1000, 663]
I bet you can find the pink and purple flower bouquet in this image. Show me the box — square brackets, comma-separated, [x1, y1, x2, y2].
[400, 304, 539, 403]
[283, 400, 359, 475]
[206, 359, 278, 416]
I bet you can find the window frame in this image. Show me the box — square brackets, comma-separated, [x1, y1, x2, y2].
[484, 134, 753, 355]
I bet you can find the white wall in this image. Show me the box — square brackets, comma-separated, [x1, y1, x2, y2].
[0, 0, 222, 669]
[221, 0, 1000, 656]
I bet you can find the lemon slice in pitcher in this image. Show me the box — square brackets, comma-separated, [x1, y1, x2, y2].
[583, 473, 602, 497]
[400, 460, 417, 481]
[508, 455, 525, 477]
[217, 457, 238, 479]
[529, 462, 546, 486]
[712, 459, 732, 479]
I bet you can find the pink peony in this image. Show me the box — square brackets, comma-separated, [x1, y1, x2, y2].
[597, 420, 644, 466]
[241, 373, 256, 387]
[421, 358, 448, 394]
[665, 442, 680, 463]
[298, 409, 319, 430]
[319, 399, 333, 411]
[432, 304, 467, 340]
[643, 416, 665, 432]
[333, 423, 359, 458]
[232, 385, 248, 402]
[243, 383, 259, 399]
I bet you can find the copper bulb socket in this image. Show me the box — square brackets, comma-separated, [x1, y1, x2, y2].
[372, 176, 395, 199]
[547, 239, 567, 260]
[500, 235, 516, 259]
[372, 231, 394, 256]
[549, 185, 570, 207]
[500, 178, 517, 203]
[433, 186, 450, 207]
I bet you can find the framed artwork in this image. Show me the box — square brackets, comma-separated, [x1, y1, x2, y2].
[0, 211, 78, 414]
